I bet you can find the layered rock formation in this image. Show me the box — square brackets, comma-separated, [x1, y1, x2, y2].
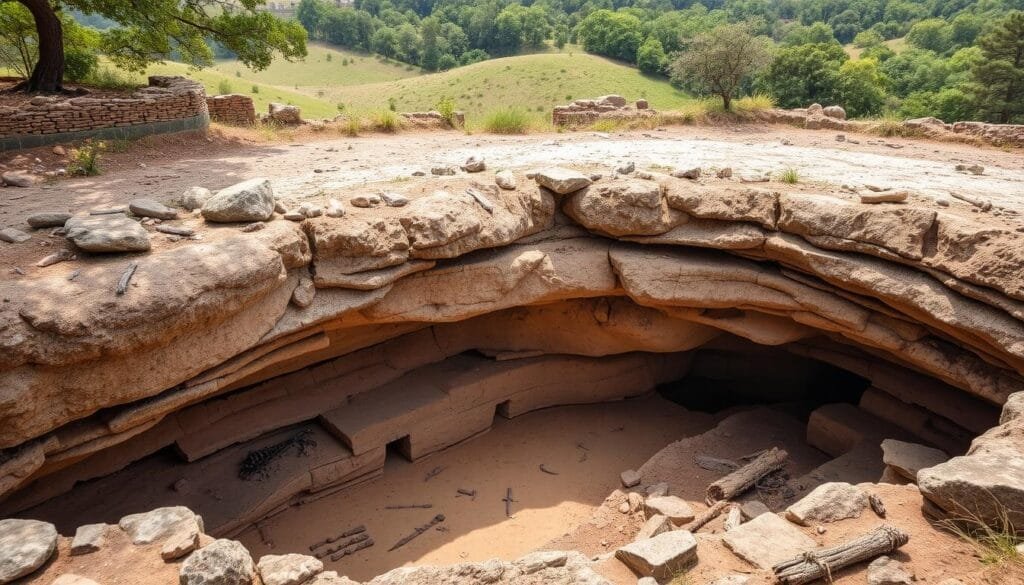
[0, 160, 1020, 539]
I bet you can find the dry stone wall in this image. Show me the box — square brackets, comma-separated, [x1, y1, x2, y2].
[0, 76, 208, 150]
[206, 94, 256, 125]
[552, 95, 654, 127]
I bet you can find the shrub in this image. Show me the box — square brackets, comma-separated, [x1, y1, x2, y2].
[778, 167, 800, 184]
[252, 85, 260, 94]
[69, 141, 105, 176]
[217, 79, 233, 95]
[388, 97, 397, 112]
[483, 108, 530, 134]
[373, 109, 402, 132]
[343, 116, 361, 136]
[63, 48, 98, 82]
[436, 96, 457, 125]
[83, 67, 137, 90]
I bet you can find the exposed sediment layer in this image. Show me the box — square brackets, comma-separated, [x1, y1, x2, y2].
[1, 166, 1021, 530]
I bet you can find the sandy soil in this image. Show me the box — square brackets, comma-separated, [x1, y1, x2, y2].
[235, 394, 714, 582]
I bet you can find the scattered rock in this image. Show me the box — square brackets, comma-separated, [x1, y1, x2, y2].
[615, 161, 635, 175]
[350, 195, 382, 208]
[836, 134, 846, 142]
[326, 199, 346, 218]
[275, 200, 288, 215]
[381, 193, 409, 207]
[740, 500, 771, 520]
[739, 173, 769, 183]
[644, 496, 695, 525]
[722, 513, 816, 570]
[201, 178, 276, 223]
[156, 225, 195, 237]
[52, 145, 66, 156]
[716, 167, 733, 179]
[1, 170, 37, 187]
[495, 170, 517, 190]
[635, 514, 673, 541]
[867, 555, 913, 585]
[26, 212, 72, 229]
[292, 277, 316, 308]
[621, 469, 641, 488]
[955, 164, 984, 175]
[618, 502, 630, 514]
[515, 551, 567, 574]
[65, 215, 151, 253]
[257, 553, 324, 585]
[129, 198, 178, 220]
[462, 155, 486, 173]
[70, 523, 106, 555]
[283, 211, 305, 221]
[589, 172, 603, 181]
[785, 482, 868, 525]
[615, 530, 697, 581]
[161, 523, 200, 561]
[627, 492, 644, 512]
[119, 506, 199, 545]
[179, 539, 254, 585]
[0, 519, 57, 584]
[431, 166, 457, 176]
[534, 167, 592, 194]
[36, 249, 74, 267]
[823, 105, 846, 120]
[240, 222, 266, 233]
[645, 482, 669, 497]
[860, 190, 909, 204]
[0, 228, 30, 244]
[672, 167, 701, 180]
[298, 202, 323, 218]
[881, 439, 948, 482]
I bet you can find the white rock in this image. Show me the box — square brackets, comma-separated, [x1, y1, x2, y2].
[785, 482, 868, 525]
[70, 523, 106, 555]
[257, 553, 324, 585]
[0, 228, 30, 244]
[644, 496, 695, 525]
[65, 215, 150, 253]
[867, 555, 912, 585]
[0, 519, 57, 584]
[462, 155, 486, 173]
[615, 530, 697, 581]
[119, 506, 198, 545]
[179, 539, 254, 585]
[26, 212, 71, 228]
[534, 167, 592, 194]
[635, 514, 673, 541]
[129, 198, 178, 220]
[495, 170, 517, 190]
[161, 523, 200, 561]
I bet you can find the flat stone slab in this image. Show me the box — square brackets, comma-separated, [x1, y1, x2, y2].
[129, 198, 178, 220]
[534, 167, 592, 195]
[722, 513, 816, 570]
[0, 518, 58, 583]
[257, 553, 324, 585]
[644, 495, 695, 525]
[26, 212, 71, 228]
[785, 482, 868, 525]
[119, 506, 198, 545]
[635, 514, 673, 541]
[0, 228, 30, 243]
[868, 555, 913, 585]
[65, 215, 150, 253]
[615, 530, 697, 581]
[882, 439, 947, 481]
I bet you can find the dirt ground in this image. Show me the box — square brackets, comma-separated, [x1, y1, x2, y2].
[236, 394, 713, 582]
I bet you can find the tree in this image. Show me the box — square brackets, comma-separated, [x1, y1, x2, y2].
[834, 58, 887, 116]
[575, 9, 644, 62]
[1, 3, 98, 82]
[906, 18, 954, 54]
[297, 0, 327, 39]
[637, 37, 668, 74]
[669, 22, 772, 110]
[9, 0, 306, 93]
[853, 29, 883, 48]
[761, 42, 847, 108]
[969, 11, 1024, 123]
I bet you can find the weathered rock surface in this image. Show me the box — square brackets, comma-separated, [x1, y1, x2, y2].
[722, 513, 816, 569]
[70, 523, 106, 555]
[179, 539, 254, 585]
[257, 553, 324, 585]
[181, 186, 213, 210]
[26, 212, 72, 228]
[0, 518, 57, 583]
[867, 556, 913, 585]
[615, 530, 697, 581]
[643, 495, 695, 525]
[201, 178, 275, 223]
[785, 482, 868, 525]
[119, 506, 200, 545]
[534, 168, 591, 194]
[64, 215, 151, 252]
[367, 551, 607, 584]
[0, 228, 29, 244]
[129, 198, 178, 220]
[881, 439, 948, 481]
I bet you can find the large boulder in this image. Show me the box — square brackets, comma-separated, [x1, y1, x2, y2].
[201, 178, 275, 223]
[785, 482, 868, 525]
[179, 539, 254, 585]
[0, 519, 57, 584]
[257, 553, 324, 585]
[615, 530, 697, 581]
[64, 215, 151, 253]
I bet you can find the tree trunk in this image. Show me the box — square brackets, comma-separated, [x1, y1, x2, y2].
[19, 0, 64, 92]
[722, 94, 732, 111]
[705, 447, 788, 504]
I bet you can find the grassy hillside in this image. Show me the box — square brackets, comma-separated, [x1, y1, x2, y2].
[208, 43, 421, 87]
[319, 53, 693, 122]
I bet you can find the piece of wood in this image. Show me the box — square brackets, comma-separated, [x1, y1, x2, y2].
[681, 499, 731, 532]
[115, 263, 138, 296]
[869, 494, 886, 518]
[695, 454, 740, 473]
[388, 514, 445, 552]
[318, 533, 370, 558]
[773, 525, 910, 585]
[723, 505, 743, 531]
[503, 487, 515, 517]
[156, 224, 195, 237]
[456, 488, 476, 499]
[950, 192, 992, 211]
[706, 447, 788, 504]
[310, 525, 367, 551]
[331, 538, 374, 561]
[385, 504, 432, 509]
[539, 464, 559, 475]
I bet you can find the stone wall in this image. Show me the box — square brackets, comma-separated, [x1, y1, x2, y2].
[552, 95, 653, 127]
[0, 76, 208, 150]
[206, 94, 256, 125]
[950, 121, 1024, 147]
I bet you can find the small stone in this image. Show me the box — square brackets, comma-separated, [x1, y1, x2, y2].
[644, 496, 695, 525]
[628, 492, 644, 512]
[739, 500, 771, 520]
[292, 277, 316, 308]
[716, 167, 733, 179]
[955, 163, 984, 175]
[534, 167, 592, 194]
[26, 212, 72, 229]
[350, 195, 381, 208]
[836, 134, 845, 142]
[815, 525, 826, 534]
[161, 524, 200, 561]
[119, 506, 198, 545]
[867, 556, 912, 585]
[615, 161, 635, 175]
[635, 514, 673, 541]
[722, 513, 816, 569]
[2, 170, 37, 187]
[0, 519, 58, 583]
[672, 167, 701, 180]
[462, 155, 486, 173]
[412, 171, 426, 177]
[129, 198, 178, 220]
[70, 523, 106, 555]
[618, 502, 631, 514]
[257, 553, 324, 585]
[241, 222, 266, 233]
[274, 200, 288, 214]
[326, 199, 345, 218]
[431, 166, 457, 176]
[52, 145, 66, 156]
[860, 190, 909, 204]
[881, 439, 948, 481]
[0, 228, 30, 243]
[283, 211, 305, 221]
[381, 193, 409, 207]
[495, 170, 517, 190]
[179, 539, 254, 585]
[201, 178, 276, 223]
[739, 174, 769, 183]
[516, 551, 567, 574]
[621, 469, 641, 488]
[645, 482, 669, 497]
[155, 225, 195, 237]
[615, 530, 697, 581]
[785, 482, 868, 525]
[298, 203, 323, 218]
[36, 249, 74, 267]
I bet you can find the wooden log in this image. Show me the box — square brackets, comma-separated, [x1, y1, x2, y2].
[706, 447, 788, 504]
[681, 499, 731, 532]
[773, 525, 910, 585]
[115, 263, 138, 296]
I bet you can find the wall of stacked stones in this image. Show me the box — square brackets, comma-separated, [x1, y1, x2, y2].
[206, 94, 256, 125]
[0, 76, 209, 151]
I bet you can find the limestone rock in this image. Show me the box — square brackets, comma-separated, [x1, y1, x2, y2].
[644, 496, 695, 525]
[0, 228, 30, 244]
[635, 514, 673, 541]
[462, 155, 486, 173]
[867, 556, 912, 585]
[881, 439, 947, 481]
[257, 553, 324, 585]
[161, 522, 200, 561]
[179, 539, 254, 585]
[201, 178, 275, 223]
[918, 450, 1024, 529]
[130, 198, 178, 220]
[65, 215, 151, 253]
[615, 530, 697, 581]
[26, 212, 72, 228]
[308, 572, 360, 585]
[181, 187, 213, 210]
[534, 168, 592, 195]
[381, 193, 408, 207]
[326, 199, 346, 218]
[0, 518, 57, 584]
[621, 469, 641, 488]
[785, 482, 868, 525]
[350, 195, 382, 208]
[299, 203, 323, 218]
[671, 167, 701, 180]
[495, 170, 516, 190]
[71, 523, 106, 555]
[431, 166, 457, 176]
[119, 506, 199, 545]
[1, 170, 36, 187]
[515, 551, 568, 574]
[292, 276, 316, 308]
[722, 513, 816, 569]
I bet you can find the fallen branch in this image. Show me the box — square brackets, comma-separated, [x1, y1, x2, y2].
[115, 263, 138, 296]
[316, 533, 369, 559]
[424, 466, 446, 482]
[706, 447, 788, 504]
[869, 494, 886, 518]
[539, 464, 559, 475]
[681, 499, 731, 532]
[309, 525, 365, 551]
[773, 525, 910, 585]
[330, 538, 374, 561]
[388, 514, 445, 552]
[385, 504, 433, 509]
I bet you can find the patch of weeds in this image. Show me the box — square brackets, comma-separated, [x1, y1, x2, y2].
[939, 500, 1022, 568]
[778, 167, 800, 184]
[436, 96, 458, 127]
[217, 79, 233, 95]
[343, 116, 361, 137]
[372, 109, 403, 133]
[589, 118, 624, 133]
[83, 67, 138, 90]
[482, 108, 530, 134]
[68, 141, 105, 176]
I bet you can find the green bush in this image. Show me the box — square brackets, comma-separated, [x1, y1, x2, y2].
[778, 167, 800, 184]
[373, 109, 402, 132]
[217, 79, 233, 95]
[63, 48, 98, 82]
[252, 85, 260, 94]
[436, 95, 457, 125]
[482, 108, 530, 134]
[69, 141, 105, 176]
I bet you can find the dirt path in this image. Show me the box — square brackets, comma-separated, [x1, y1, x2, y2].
[236, 394, 713, 582]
